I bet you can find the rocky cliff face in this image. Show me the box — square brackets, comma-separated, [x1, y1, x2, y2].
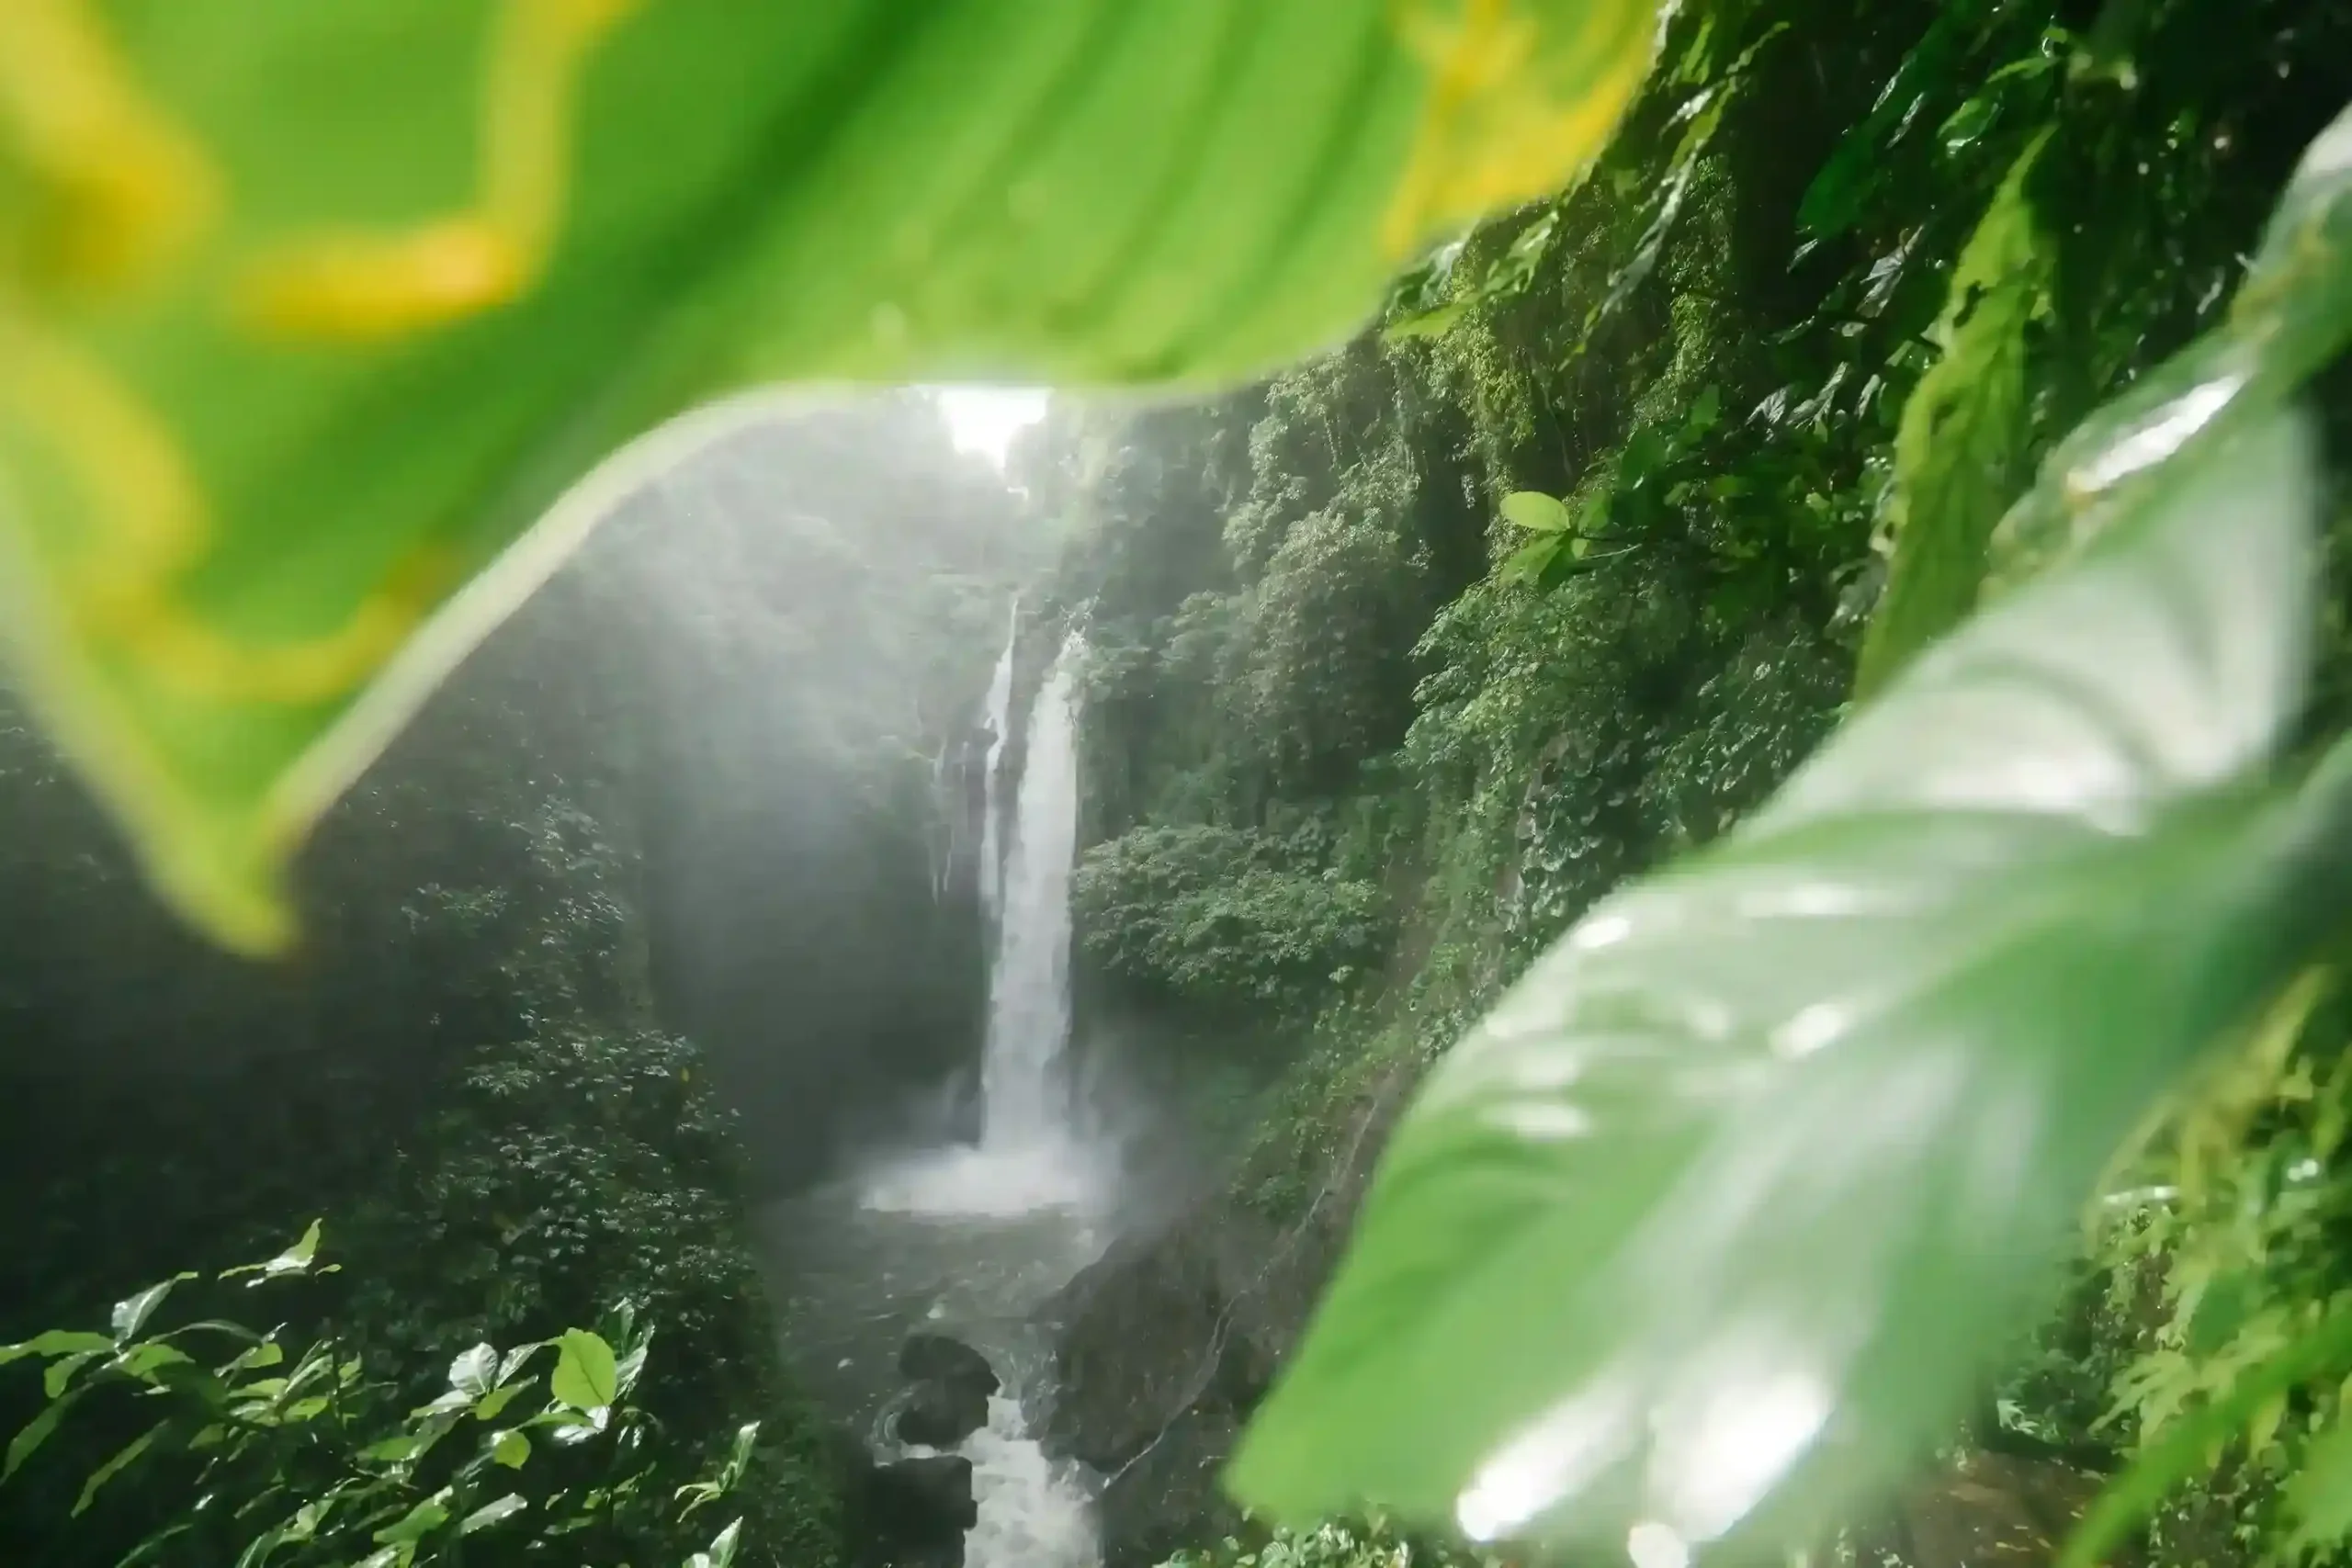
[1035, 1059, 1420, 1568]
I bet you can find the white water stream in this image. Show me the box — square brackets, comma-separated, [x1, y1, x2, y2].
[767, 626, 1107, 1568]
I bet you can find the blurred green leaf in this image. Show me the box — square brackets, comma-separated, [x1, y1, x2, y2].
[0, 0, 1658, 954]
[72, 1422, 166, 1517]
[492, 1428, 532, 1469]
[1229, 406, 2343, 1545]
[5, 1390, 85, 1482]
[2289, 1404, 2352, 1551]
[1852, 130, 2049, 700]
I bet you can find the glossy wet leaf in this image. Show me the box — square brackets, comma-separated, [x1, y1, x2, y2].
[373, 1495, 451, 1546]
[550, 1329, 616, 1412]
[109, 1277, 191, 1344]
[221, 1219, 323, 1284]
[0, 0, 1658, 954]
[0, 1329, 115, 1366]
[459, 1494, 528, 1534]
[1851, 132, 2048, 701]
[447, 1343, 498, 1401]
[1793, 1, 1996, 240]
[1989, 102, 2352, 589]
[1228, 408, 2346, 1546]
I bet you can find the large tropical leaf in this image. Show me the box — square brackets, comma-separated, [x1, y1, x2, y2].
[0, 0, 1657, 952]
[1988, 102, 2352, 590]
[1226, 400, 2348, 1546]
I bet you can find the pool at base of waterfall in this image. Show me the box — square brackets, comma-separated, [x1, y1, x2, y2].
[757, 1157, 1114, 1568]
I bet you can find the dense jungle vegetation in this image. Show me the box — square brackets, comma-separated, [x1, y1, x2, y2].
[7, 2, 2352, 1567]
[1038, 0, 2352, 1563]
[0, 399, 1035, 1565]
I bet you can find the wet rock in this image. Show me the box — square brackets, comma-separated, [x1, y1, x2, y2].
[900, 1332, 1002, 1397]
[893, 1332, 1000, 1449]
[894, 1376, 992, 1449]
[1035, 1055, 1423, 1568]
[849, 1452, 978, 1568]
[1036, 1200, 1288, 1469]
[1094, 1408, 1246, 1568]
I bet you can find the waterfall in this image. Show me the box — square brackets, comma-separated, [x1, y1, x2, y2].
[864, 628, 1102, 1216]
[978, 632, 1082, 1153]
[977, 604, 1018, 919]
[837, 627, 1105, 1568]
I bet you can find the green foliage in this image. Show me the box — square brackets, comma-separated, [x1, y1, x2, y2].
[1160, 1515, 1502, 1568]
[1234, 393, 2339, 1541]
[1072, 825, 1389, 1020]
[1236, 39, 2352, 1568]
[0, 1230, 754, 1567]
[0, 0, 1658, 956]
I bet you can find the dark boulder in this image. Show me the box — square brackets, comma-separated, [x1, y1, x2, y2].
[847, 1452, 978, 1568]
[900, 1332, 1002, 1397]
[894, 1376, 993, 1449]
[892, 1332, 1000, 1449]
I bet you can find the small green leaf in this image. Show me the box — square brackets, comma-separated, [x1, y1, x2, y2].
[228, 1340, 286, 1373]
[0, 1330, 115, 1366]
[550, 1329, 617, 1413]
[1684, 384, 1721, 438]
[492, 1428, 531, 1470]
[447, 1344, 497, 1401]
[1230, 409, 2338, 1546]
[459, 1494, 528, 1535]
[5, 1390, 84, 1482]
[474, 1382, 528, 1423]
[114, 1343, 194, 1382]
[1503, 534, 1566, 586]
[110, 1277, 194, 1344]
[614, 1341, 650, 1399]
[1852, 130, 2049, 700]
[1500, 491, 1574, 533]
[73, 1421, 167, 1517]
[373, 1495, 452, 1546]
[495, 1343, 544, 1387]
[704, 1518, 745, 1568]
[221, 1220, 323, 1284]
[362, 1434, 423, 1464]
[43, 1350, 106, 1399]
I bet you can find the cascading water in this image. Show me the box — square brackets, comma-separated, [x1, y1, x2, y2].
[976, 604, 1019, 919]
[976, 630, 1086, 1161]
[866, 629, 1103, 1214]
[766, 626, 1105, 1568]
